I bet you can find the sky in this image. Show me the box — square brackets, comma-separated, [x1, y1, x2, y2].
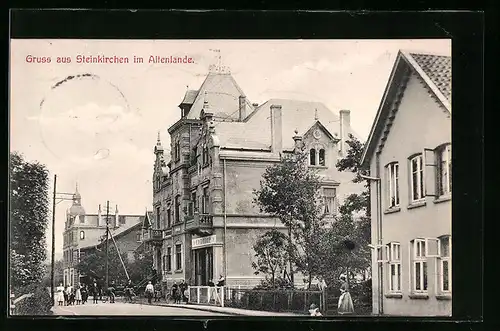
[10, 39, 451, 258]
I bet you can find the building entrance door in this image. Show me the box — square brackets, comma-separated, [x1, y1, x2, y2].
[194, 247, 213, 286]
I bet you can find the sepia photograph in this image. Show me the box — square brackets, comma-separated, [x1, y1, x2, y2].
[9, 37, 452, 318]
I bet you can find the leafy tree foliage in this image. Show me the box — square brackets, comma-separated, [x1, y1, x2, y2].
[10, 152, 50, 289]
[126, 249, 154, 285]
[251, 229, 292, 288]
[76, 244, 129, 285]
[253, 152, 325, 285]
[315, 134, 371, 290]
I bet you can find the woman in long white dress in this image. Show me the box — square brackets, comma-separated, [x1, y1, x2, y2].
[337, 275, 354, 315]
[75, 283, 82, 305]
[55, 283, 65, 306]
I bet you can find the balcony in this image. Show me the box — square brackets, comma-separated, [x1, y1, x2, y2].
[185, 213, 214, 235]
[142, 229, 163, 246]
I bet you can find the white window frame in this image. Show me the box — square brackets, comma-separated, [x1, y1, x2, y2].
[323, 187, 337, 216]
[438, 235, 452, 293]
[376, 245, 389, 263]
[387, 242, 402, 293]
[438, 144, 452, 197]
[386, 162, 400, 208]
[410, 154, 425, 202]
[411, 239, 428, 293]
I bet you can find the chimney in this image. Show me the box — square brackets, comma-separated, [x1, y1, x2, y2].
[270, 104, 283, 153]
[339, 109, 351, 155]
[239, 95, 247, 121]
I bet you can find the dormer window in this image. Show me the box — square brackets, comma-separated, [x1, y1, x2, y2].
[309, 147, 327, 167]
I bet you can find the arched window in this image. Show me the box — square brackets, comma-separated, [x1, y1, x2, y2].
[319, 149, 326, 166]
[310, 149, 316, 165]
[80, 231, 85, 240]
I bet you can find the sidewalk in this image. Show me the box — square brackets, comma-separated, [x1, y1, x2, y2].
[127, 298, 304, 316]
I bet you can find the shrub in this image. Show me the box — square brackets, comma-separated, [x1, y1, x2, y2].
[13, 283, 53, 315]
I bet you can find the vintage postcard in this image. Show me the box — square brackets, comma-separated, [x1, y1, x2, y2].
[9, 37, 452, 317]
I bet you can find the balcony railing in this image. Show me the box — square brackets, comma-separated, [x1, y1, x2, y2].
[186, 213, 213, 233]
[142, 229, 163, 245]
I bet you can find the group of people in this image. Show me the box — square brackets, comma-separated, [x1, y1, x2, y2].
[308, 275, 355, 316]
[55, 280, 119, 306]
[55, 283, 89, 306]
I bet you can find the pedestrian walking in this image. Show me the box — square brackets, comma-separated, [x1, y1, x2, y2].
[309, 303, 322, 316]
[63, 286, 69, 306]
[81, 285, 88, 304]
[108, 281, 116, 303]
[337, 275, 354, 315]
[154, 282, 161, 302]
[75, 283, 82, 305]
[179, 279, 188, 304]
[55, 283, 65, 306]
[171, 282, 179, 303]
[145, 281, 154, 304]
[91, 281, 99, 304]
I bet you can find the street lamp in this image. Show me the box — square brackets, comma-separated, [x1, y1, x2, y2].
[50, 174, 76, 305]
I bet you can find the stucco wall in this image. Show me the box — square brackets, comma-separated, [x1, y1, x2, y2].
[369, 72, 452, 316]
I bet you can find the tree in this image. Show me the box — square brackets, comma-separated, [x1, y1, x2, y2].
[317, 134, 371, 288]
[41, 259, 63, 288]
[251, 229, 291, 288]
[10, 152, 50, 289]
[76, 245, 129, 285]
[254, 152, 324, 286]
[126, 250, 154, 285]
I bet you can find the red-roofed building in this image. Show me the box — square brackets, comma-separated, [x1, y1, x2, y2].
[146, 67, 364, 290]
[360, 50, 451, 316]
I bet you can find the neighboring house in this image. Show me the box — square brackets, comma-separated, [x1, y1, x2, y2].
[144, 66, 364, 291]
[360, 50, 451, 316]
[62, 185, 145, 286]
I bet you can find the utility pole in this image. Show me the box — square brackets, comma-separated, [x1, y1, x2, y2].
[50, 175, 57, 304]
[105, 200, 109, 292]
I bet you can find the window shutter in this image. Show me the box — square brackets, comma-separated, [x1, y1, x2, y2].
[423, 148, 437, 197]
[425, 238, 440, 257]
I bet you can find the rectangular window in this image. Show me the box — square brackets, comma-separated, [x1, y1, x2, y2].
[411, 239, 428, 292]
[136, 232, 142, 242]
[388, 242, 401, 292]
[192, 191, 198, 213]
[166, 247, 172, 271]
[439, 236, 452, 292]
[386, 163, 400, 208]
[156, 207, 161, 229]
[323, 188, 337, 215]
[202, 187, 210, 214]
[410, 155, 425, 202]
[175, 196, 181, 223]
[202, 145, 209, 165]
[175, 244, 182, 270]
[167, 208, 171, 228]
[119, 216, 126, 225]
[438, 144, 452, 196]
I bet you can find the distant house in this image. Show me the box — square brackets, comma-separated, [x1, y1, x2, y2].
[62, 186, 145, 287]
[361, 50, 451, 316]
[144, 66, 365, 291]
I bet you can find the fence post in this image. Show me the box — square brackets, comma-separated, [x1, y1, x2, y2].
[197, 287, 200, 304]
[273, 292, 276, 312]
[221, 286, 224, 307]
[287, 291, 291, 311]
[304, 291, 307, 313]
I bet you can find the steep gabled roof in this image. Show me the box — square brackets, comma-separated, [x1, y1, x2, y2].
[360, 50, 452, 168]
[79, 217, 144, 251]
[185, 72, 255, 120]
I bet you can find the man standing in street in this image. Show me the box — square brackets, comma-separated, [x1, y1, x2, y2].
[317, 276, 328, 313]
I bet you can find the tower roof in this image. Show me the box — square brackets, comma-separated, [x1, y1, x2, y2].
[69, 183, 85, 216]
